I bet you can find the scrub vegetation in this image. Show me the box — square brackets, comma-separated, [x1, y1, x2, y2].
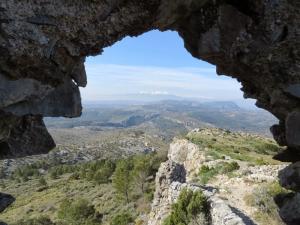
[0, 152, 166, 225]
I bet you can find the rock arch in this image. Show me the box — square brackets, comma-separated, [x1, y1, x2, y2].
[0, 0, 299, 222]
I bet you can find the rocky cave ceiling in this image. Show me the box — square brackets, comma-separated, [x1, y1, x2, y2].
[1, 0, 299, 159]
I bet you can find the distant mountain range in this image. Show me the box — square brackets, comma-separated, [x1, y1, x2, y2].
[83, 94, 258, 110]
[45, 100, 277, 137]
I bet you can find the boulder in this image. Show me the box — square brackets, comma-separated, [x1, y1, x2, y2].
[279, 193, 300, 225]
[279, 161, 300, 192]
[285, 111, 300, 148]
[0, 193, 15, 213]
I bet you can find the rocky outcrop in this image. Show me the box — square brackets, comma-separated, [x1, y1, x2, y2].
[168, 139, 206, 181]
[278, 162, 300, 224]
[0, 113, 55, 159]
[148, 137, 259, 225]
[278, 193, 300, 225]
[0, 193, 14, 213]
[148, 161, 186, 224]
[279, 161, 300, 192]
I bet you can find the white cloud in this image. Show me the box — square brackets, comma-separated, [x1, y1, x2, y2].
[139, 91, 169, 95]
[81, 63, 245, 101]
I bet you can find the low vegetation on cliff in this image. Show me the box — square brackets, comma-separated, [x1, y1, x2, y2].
[198, 161, 240, 184]
[163, 188, 210, 225]
[0, 152, 166, 225]
[0, 127, 288, 225]
[187, 128, 282, 165]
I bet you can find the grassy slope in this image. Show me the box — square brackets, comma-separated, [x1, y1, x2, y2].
[0, 174, 142, 224]
[0, 128, 284, 225]
[186, 128, 282, 165]
[187, 128, 287, 225]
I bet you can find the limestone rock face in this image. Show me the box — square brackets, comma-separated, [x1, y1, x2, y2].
[148, 138, 255, 225]
[148, 161, 186, 225]
[168, 139, 206, 180]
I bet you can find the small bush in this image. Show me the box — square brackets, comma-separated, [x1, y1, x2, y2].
[221, 162, 240, 173]
[57, 198, 102, 225]
[198, 165, 218, 184]
[198, 162, 240, 184]
[92, 160, 116, 184]
[13, 164, 41, 181]
[38, 177, 47, 187]
[110, 212, 133, 225]
[69, 172, 80, 180]
[163, 188, 210, 225]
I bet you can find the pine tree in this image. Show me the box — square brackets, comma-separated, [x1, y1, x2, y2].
[112, 160, 133, 203]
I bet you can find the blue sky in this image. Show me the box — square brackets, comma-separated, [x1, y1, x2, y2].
[83, 30, 254, 106]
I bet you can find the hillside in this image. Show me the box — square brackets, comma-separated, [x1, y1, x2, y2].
[149, 128, 288, 225]
[45, 100, 277, 139]
[0, 128, 287, 225]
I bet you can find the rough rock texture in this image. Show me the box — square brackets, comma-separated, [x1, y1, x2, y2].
[148, 140, 256, 225]
[279, 162, 300, 223]
[0, 0, 160, 157]
[0, 0, 300, 223]
[279, 161, 300, 192]
[148, 161, 186, 224]
[168, 139, 206, 181]
[0, 0, 299, 158]
[279, 193, 300, 225]
[0, 193, 14, 213]
[0, 113, 55, 159]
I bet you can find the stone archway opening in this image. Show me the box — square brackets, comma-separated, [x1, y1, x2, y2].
[44, 29, 279, 159]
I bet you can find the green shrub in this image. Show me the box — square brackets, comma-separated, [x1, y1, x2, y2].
[163, 188, 210, 225]
[110, 212, 133, 225]
[198, 165, 220, 184]
[92, 160, 116, 184]
[198, 162, 240, 184]
[38, 177, 47, 187]
[220, 162, 240, 173]
[13, 164, 41, 180]
[57, 198, 102, 225]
